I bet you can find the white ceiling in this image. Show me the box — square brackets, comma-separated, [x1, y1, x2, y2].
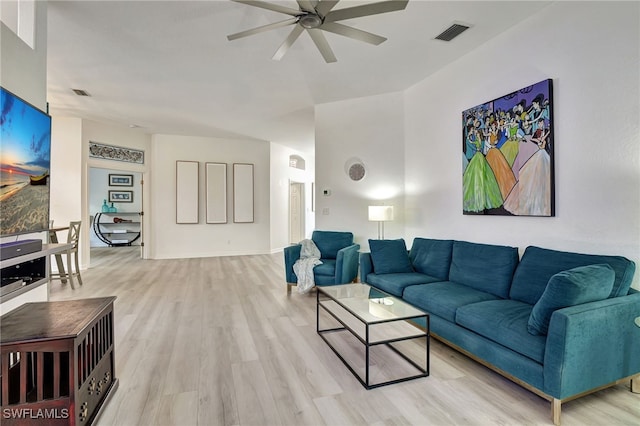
[46, 1, 550, 154]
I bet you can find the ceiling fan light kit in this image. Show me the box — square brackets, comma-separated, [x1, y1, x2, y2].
[227, 0, 409, 63]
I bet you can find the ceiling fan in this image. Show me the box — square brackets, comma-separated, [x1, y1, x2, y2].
[227, 0, 409, 63]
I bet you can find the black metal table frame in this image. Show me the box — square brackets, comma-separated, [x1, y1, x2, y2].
[316, 287, 429, 389]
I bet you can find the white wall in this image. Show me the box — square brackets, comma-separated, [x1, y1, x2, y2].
[49, 116, 82, 251]
[49, 118, 309, 261]
[49, 118, 152, 265]
[314, 2, 639, 289]
[0, 1, 46, 110]
[315, 92, 405, 251]
[403, 2, 639, 287]
[150, 134, 271, 259]
[269, 142, 315, 251]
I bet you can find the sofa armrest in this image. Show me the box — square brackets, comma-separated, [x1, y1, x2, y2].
[544, 292, 640, 399]
[335, 244, 360, 284]
[283, 244, 302, 283]
[359, 252, 373, 283]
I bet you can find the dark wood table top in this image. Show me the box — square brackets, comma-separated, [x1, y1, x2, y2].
[0, 297, 116, 344]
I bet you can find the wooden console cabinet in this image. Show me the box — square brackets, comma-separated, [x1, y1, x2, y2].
[0, 297, 118, 425]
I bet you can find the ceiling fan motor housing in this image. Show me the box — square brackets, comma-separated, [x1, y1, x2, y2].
[299, 13, 323, 29]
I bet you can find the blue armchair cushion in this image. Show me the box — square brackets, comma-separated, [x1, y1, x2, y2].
[449, 240, 519, 299]
[312, 230, 354, 259]
[409, 238, 453, 280]
[313, 259, 336, 277]
[527, 264, 615, 335]
[510, 246, 636, 304]
[369, 239, 414, 274]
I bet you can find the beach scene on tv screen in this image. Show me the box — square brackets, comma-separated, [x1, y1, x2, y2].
[0, 88, 51, 236]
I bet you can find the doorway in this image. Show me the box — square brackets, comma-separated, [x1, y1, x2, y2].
[88, 167, 144, 263]
[289, 181, 305, 244]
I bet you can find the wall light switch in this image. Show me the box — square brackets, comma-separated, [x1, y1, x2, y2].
[323, 189, 331, 196]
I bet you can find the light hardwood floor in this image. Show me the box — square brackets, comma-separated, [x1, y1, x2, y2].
[48, 247, 640, 426]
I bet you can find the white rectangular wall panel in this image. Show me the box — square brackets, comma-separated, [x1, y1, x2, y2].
[233, 163, 254, 223]
[176, 161, 199, 224]
[206, 162, 227, 223]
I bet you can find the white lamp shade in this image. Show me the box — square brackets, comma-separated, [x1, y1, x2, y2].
[368, 205, 394, 222]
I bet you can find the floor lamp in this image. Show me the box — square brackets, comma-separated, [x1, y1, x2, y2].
[368, 205, 394, 239]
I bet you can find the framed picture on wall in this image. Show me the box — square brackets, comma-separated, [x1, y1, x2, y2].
[109, 190, 133, 203]
[462, 78, 554, 216]
[176, 161, 199, 224]
[109, 174, 133, 186]
[233, 163, 254, 223]
[206, 162, 228, 224]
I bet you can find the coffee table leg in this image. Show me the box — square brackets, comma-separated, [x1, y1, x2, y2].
[365, 324, 370, 388]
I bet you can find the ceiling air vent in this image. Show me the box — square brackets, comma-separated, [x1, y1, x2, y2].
[72, 88, 91, 96]
[435, 23, 470, 42]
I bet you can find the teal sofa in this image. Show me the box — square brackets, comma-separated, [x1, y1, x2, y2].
[360, 238, 640, 424]
[284, 230, 360, 294]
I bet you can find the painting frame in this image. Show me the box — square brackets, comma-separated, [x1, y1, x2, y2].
[109, 173, 133, 187]
[462, 79, 554, 217]
[108, 190, 133, 203]
[206, 162, 228, 224]
[176, 160, 199, 224]
[233, 163, 254, 223]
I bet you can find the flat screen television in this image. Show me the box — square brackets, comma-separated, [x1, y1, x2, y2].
[0, 86, 51, 237]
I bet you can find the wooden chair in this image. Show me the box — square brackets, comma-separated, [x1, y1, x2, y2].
[50, 221, 83, 288]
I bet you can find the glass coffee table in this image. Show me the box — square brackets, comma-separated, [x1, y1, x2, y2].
[316, 283, 429, 389]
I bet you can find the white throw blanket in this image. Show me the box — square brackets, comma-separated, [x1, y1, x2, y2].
[293, 239, 322, 294]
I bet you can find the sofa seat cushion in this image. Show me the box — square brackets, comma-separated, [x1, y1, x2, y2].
[369, 239, 414, 274]
[510, 246, 636, 304]
[409, 238, 454, 280]
[314, 259, 335, 277]
[403, 281, 500, 322]
[449, 241, 519, 299]
[367, 273, 440, 297]
[527, 264, 615, 335]
[456, 300, 546, 363]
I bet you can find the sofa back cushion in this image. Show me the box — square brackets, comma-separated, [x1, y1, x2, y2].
[527, 264, 615, 335]
[449, 240, 519, 299]
[369, 239, 414, 274]
[409, 238, 453, 280]
[312, 230, 354, 259]
[510, 246, 636, 304]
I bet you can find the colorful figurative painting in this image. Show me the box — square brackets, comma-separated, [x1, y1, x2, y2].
[462, 79, 554, 216]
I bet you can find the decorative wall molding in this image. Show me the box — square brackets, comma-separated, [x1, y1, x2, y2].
[89, 141, 145, 164]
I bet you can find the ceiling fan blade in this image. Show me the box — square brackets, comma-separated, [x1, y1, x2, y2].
[227, 18, 297, 41]
[325, 0, 408, 22]
[315, 0, 339, 17]
[320, 22, 387, 45]
[232, 0, 301, 17]
[307, 29, 337, 63]
[272, 25, 304, 61]
[296, 0, 316, 13]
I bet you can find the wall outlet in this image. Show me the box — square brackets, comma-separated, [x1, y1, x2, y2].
[322, 208, 330, 215]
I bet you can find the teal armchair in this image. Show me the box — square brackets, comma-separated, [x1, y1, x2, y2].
[284, 230, 360, 293]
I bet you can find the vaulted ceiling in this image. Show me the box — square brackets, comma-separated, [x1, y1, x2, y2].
[46, 1, 550, 154]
